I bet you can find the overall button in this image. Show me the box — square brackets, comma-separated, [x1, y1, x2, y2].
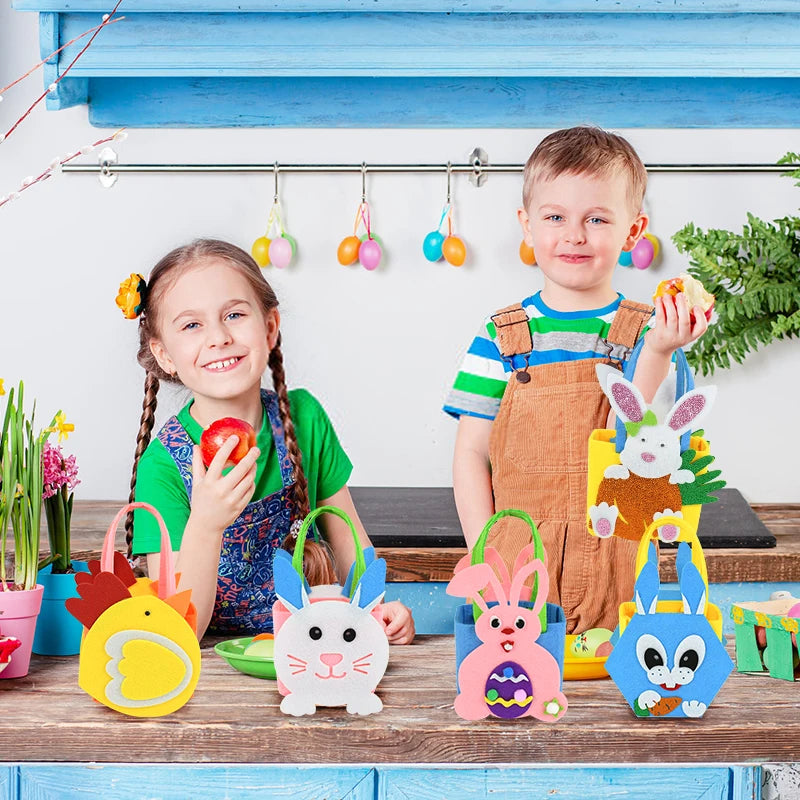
[515, 370, 531, 384]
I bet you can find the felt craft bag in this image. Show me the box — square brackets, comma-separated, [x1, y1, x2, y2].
[272, 505, 390, 716]
[65, 502, 201, 718]
[606, 516, 733, 719]
[450, 509, 566, 688]
[586, 339, 723, 543]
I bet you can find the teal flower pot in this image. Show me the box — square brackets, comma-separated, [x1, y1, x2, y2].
[32, 561, 90, 656]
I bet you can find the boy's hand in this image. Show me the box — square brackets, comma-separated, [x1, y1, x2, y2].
[646, 293, 708, 357]
[381, 600, 415, 645]
[189, 437, 260, 532]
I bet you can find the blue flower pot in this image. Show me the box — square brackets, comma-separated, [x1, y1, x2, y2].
[31, 560, 90, 656]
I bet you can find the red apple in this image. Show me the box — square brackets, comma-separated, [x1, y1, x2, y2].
[653, 273, 715, 323]
[200, 417, 257, 468]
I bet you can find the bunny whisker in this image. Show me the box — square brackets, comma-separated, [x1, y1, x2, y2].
[286, 654, 307, 665]
[353, 666, 371, 675]
[352, 653, 373, 664]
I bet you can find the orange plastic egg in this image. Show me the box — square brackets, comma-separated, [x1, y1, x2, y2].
[252, 236, 271, 267]
[519, 241, 536, 266]
[337, 235, 361, 266]
[442, 235, 466, 267]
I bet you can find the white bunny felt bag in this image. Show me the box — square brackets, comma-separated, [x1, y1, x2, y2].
[272, 506, 389, 717]
[586, 340, 725, 543]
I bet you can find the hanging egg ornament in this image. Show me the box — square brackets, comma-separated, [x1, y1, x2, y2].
[644, 232, 660, 261]
[423, 230, 445, 262]
[618, 249, 633, 267]
[519, 241, 536, 266]
[268, 235, 293, 269]
[631, 236, 655, 270]
[283, 233, 298, 258]
[358, 236, 382, 271]
[337, 235, 361, 266]
[442, 235, 466, 267]
[252, 236, 271, 267]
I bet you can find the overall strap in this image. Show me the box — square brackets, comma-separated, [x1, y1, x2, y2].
[261, 388, 296, 488]
[605, 299, 654, 359]
[491, 303, 532, 359]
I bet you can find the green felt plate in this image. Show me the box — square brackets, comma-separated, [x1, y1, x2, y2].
[214, 637, 277, 680]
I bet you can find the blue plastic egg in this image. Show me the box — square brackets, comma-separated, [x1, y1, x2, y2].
[423, 230, 445, 262]
[618, 250, 633, 267]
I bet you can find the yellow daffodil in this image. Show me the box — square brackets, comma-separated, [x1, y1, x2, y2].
[0, 378, 5, 396]
[48, 412, 75, 443]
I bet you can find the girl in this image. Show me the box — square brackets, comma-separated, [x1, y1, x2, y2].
[119, 238, 414, 642]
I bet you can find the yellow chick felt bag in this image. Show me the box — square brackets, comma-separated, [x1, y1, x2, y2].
[65, 502, 201, 717]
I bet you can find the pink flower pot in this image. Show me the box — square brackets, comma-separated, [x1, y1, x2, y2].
[0, 584, 44, 679]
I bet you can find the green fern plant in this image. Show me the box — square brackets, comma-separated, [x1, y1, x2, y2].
[671, 153, 800, 376]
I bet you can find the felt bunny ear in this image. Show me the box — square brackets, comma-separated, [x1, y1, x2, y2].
[274, 550, 310, 613]
[351, 557, 386, 613]
[665, 386, 717, 436]
[343, 546, 376, 597]
[651, 370, 678, 423]
[446, 563, 505, 613]
[634, 549, 660, 616]
[605, 373, 648, 425]
[680, 561, 707, 616]
[675, 542, 692, 579]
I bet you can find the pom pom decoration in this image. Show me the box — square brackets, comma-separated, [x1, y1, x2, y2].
[519, 241, 536, 266]
[252, 164, 295, 269]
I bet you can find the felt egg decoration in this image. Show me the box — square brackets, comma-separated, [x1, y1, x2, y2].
[268, 236, 293, 269]
[631, 237, 655, 270]
[519, 241, 536, 266]
[252, 236, 271, 267]
[359, 237, 382, 271]
[484, 661, 533, 719]
[442, 235, 466, 267]
[618, 249, 633, 267]
[337, 235, 361, 266]
[423, 230, 445, 262]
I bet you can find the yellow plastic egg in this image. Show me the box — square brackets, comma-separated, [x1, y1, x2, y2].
[337, 235, 361, 266]
[644, 233, 660, 262]
[519, 241, 536, 266]
[442, 235, 466, 267]
[252, 236, 271, 267]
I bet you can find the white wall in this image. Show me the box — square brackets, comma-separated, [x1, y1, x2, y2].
[2, 6, 798, 503]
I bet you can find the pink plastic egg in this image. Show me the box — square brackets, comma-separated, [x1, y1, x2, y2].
[359, 238, 382, 271]
[631, 237, 655, 270]
[268, 236, 293, 269]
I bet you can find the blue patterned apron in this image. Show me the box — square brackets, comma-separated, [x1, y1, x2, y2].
[157, 389, 301, 633]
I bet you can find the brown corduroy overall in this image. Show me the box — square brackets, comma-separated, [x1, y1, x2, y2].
[487, 300, 653, 634]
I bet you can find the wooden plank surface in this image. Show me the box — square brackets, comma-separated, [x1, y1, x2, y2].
[1, 635, 798, 764]
[62, 497, 800, 584]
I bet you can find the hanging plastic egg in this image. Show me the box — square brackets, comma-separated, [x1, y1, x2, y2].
[268, 236, 293, 269]
[359, 237, 382, 271]
[423, 230, 445, 262]
[618, 249, 633, 267]
[519, 241, 536, 266]
[337, 235, 361, 266]
[631, 236, 655, 270]
[252, 236, 271, 267]
[644, 232, 660, 261]
[442, 235, 466, 267]
[283, 233, 298, 258]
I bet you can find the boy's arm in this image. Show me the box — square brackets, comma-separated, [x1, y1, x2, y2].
[453, 415, 495, 551]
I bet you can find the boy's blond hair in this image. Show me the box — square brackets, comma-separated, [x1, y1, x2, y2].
[522, 126, 647, 215]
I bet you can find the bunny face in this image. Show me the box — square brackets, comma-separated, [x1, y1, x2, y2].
[476, 603, 542, 655]
[621, 425, 682, 480]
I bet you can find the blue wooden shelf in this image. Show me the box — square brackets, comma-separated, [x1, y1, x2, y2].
[11, 2, 800, 126]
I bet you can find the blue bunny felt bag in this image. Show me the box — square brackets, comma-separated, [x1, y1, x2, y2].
[605, 517, 733, 719]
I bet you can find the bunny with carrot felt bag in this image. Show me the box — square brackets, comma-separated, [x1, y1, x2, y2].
[587, 338, 725, 545]
[447, 509, 567, 722]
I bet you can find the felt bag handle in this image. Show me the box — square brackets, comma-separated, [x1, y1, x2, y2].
[470, 509, 548, 632]
[634, 515, 709, 596]
[615, 337, 694, 454]
[289, 505, 367, 598]
[101, 502, 176, 601]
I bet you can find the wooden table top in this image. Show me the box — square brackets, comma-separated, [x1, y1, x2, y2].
[2, 635, 799, 764]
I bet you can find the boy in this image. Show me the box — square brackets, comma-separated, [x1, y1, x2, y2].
[444, 127, 709, 633]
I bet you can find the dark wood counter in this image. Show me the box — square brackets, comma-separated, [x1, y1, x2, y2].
[2, 635, 799, 765]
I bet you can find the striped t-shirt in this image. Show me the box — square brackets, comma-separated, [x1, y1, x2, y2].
[444, 292, 648, 421]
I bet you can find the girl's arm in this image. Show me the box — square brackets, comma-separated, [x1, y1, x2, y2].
[318, 485, 415, 645]
[148, 436, 259, 639]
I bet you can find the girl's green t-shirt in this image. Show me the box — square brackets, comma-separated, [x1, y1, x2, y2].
[132, 388, 352, 554]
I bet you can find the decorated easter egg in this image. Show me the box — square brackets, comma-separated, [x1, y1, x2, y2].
[570, 627, 613, 658]
[644, 233, 660, 261]
[484, 661, 533, 719]
[519, 241, 536, 266]
[631, 237, 655, 270]
[337, 235, 361, 266]
[442, 235, 466, 267]
[252, 236, 271, 267]
[268, 236, 293, 269]
[423, 230, 445, 262]
[618, 249, 633, 267]
[359, 237, 382, 271]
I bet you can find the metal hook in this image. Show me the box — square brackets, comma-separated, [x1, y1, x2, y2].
[273, 161, 279, 203]
[446, 161, 452, 204]
[361, 161, 367, 203]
